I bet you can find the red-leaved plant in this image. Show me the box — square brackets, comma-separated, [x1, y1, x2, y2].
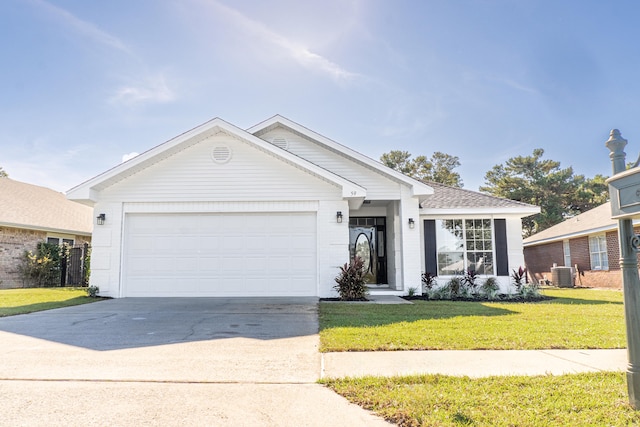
[511, 266, 527, 290]
[334, 256, 368, 301]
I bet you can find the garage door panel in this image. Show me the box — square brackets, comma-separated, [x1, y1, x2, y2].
[268, 236, 290, 250]
[197, 257, 221, 272]
[222, 235, 246, 250]
[244, 256, 267, 271]
[199, 236, 220, 250]
[291, 235, 314, 249]
[291, 255, 316, 271]
[123, 212, 317, 297]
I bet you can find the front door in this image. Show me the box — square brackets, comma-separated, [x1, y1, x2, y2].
[349, 217, 387, 284]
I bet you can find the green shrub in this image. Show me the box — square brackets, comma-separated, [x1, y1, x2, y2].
[519, 283, 540, 299]
[447, 276, 463, 297]
[334, 257, 368, 301]
[481, 277, 500, 300]
[86, 285, 99, 297]
[18, 242, 63, 287]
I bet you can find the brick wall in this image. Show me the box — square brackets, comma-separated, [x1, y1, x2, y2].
[524, 241, 563, 283]
[524, 229, 640, 289]
[576, 270, 621, 289]
[0, 227, 91, 289]
[569, 236, 591, 273]
[0, 226, 46, 289]
[606, 231, 620, 270]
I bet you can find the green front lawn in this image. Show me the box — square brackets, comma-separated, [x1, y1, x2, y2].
[319, 288, 625, 351]
[0, 288, 103, 317]
[322, 372, 639, 426]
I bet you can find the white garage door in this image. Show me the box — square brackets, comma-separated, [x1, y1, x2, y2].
[122, 212, 317, 297]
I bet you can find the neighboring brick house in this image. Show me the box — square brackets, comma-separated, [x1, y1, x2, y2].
[0, 178, 93, 288]
[523, 202, 635, 289]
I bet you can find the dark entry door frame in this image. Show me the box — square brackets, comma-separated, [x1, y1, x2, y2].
[348, 217, 387, 284]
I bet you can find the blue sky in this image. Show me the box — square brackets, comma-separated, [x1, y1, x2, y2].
[2, 0, 639, 193]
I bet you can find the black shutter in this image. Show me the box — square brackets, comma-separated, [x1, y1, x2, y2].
[424, 220, 438, 275]
[494, 219, 509, 276]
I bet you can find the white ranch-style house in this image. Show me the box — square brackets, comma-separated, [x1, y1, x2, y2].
[67, 115, 539, 298]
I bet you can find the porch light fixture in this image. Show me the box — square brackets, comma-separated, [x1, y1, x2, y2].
[408, 218, 415, 229]
[96, 213, 106, 225]
[336, 211, 343, 223]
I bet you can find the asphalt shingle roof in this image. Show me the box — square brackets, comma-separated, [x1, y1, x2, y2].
[523, 202, 615, 246]
[421, 181, 539, 210]
[0, 178, 93, 234]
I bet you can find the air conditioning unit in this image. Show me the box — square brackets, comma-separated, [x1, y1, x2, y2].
[551, 266, 574, 288]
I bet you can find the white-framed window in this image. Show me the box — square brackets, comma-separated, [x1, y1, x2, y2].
[563, 240, 571, 267]
[435, 219, 494, 275]
[589, 235, 608, 270]
[46, 236, 74, 246]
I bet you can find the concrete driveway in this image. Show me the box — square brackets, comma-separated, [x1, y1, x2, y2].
[0, 298, 388, 426]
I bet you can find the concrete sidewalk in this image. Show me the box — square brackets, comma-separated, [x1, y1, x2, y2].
[322, 348, 627, 378]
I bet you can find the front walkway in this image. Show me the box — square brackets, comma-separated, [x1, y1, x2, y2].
[322, 348, 626, 378]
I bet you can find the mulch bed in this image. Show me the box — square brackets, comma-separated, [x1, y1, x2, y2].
[402, 295, 551, 303]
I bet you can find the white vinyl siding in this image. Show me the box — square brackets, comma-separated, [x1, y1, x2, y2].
[258, 128, 402, 199]
[99, 134, 341, 202]
[589, 235, 608, 271]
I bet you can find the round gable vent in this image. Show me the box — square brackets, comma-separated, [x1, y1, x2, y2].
[211, 145, 232, 164]
[271, 137, 288, 150]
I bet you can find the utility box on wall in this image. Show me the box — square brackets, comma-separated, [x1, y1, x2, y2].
[551, 266, 574, 288]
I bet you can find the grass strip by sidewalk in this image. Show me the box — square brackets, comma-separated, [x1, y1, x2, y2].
[0, 288, 103, 317]
[322, 372, 639, 426]
[319, 288, 625, 351]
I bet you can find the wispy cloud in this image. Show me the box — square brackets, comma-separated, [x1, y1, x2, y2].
[379, 93, 447, 139]
[501, 78, 539, 95]
[28, 0, 177, 107]
[110, 74, 175, 106]
[28, 0, 133, 56]
[203, 1, 359, 82]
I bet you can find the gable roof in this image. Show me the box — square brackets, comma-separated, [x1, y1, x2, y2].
[248, 115, 433, 199]
[66, 117, 367, 206]
[419, 181, 540, 215]
[0, 178, 93, 235]
[523, 202, 619, 246]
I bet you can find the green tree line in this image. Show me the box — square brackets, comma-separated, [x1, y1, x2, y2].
[381, 149, 608, 237]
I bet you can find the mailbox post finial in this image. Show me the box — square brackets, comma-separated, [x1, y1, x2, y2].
[606, 129, 628, 174]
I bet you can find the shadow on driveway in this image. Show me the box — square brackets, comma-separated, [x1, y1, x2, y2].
[0, 297, 319, 351]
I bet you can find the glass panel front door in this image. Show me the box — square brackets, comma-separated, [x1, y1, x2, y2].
[349, 217, 387, 284]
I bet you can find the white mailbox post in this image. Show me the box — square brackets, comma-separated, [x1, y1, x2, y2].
[606, 129, 640, 409]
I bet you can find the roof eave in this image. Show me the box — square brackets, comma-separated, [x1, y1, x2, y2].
[523, 220, 640, 247]
[0, 221, 92, 236]
[420, 207, 540, 216]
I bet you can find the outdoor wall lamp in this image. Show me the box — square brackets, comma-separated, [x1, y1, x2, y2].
[336, 211, 343, 223]
[96, 213, 106, 225]
[408, 218, 415, 229]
